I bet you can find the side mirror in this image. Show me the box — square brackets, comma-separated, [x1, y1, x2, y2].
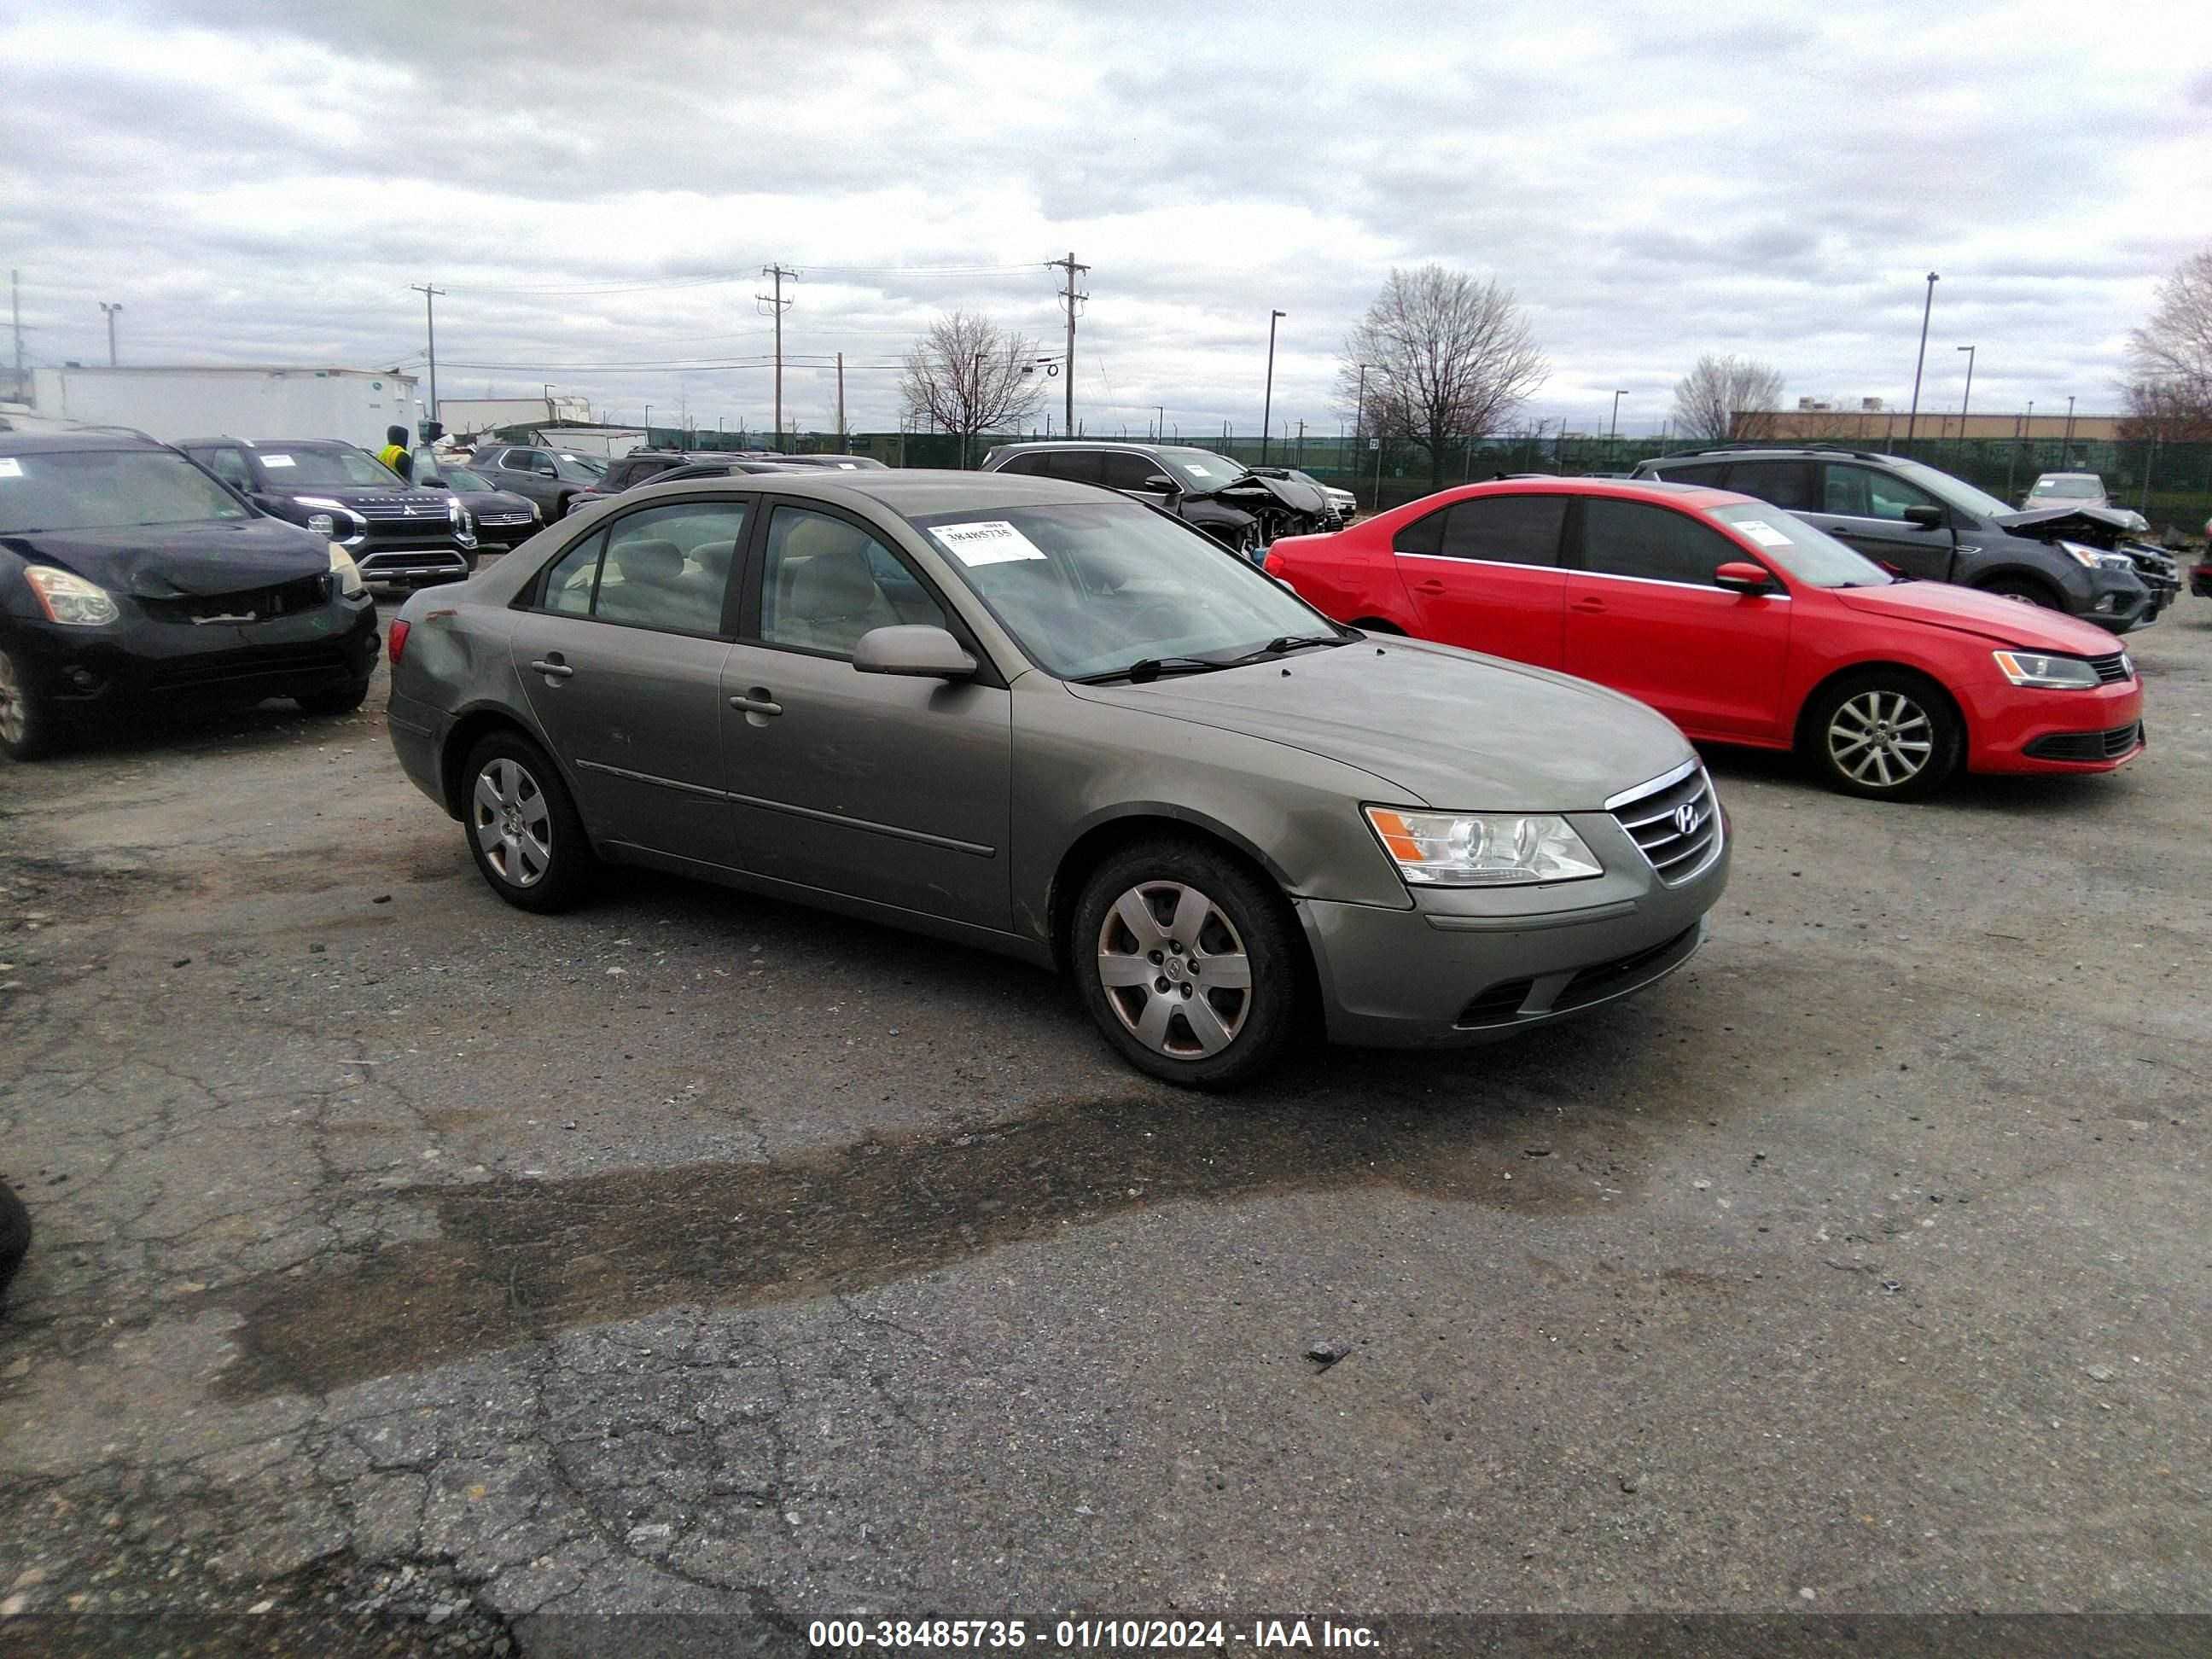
[853, 625, 977, 680]
[1142, 474, 1181, 496]
[1903, 504, 1944, 530]
[1713, 561, 1778, 594]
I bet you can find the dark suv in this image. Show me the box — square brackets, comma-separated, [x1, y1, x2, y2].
[469, 444, 609, 518]
[562, 452, 802, 515]
[179, 438, 477, 588]
[981, 440, 1331, 558]
[1631, 447, 2173, 633]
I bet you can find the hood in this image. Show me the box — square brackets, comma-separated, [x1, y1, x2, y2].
[1066, 636, 1693, 809]
[266, 483, 452, 512]
[1212, 471, 1329, 515]
[1993, 504, 2137, 544]
[451, 488, 535, 515]
[1828, 579, 2124, 651]
[5, 514, 332, 598]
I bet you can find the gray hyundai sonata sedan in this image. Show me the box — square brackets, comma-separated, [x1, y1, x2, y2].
[386, 470, 1727, 1086]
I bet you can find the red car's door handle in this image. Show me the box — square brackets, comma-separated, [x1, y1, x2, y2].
[1413, 579, 1447, 595]
[1570, 597, 1606, 614]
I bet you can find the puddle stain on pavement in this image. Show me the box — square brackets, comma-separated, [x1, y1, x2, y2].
[217, 1089, 1645, 1400]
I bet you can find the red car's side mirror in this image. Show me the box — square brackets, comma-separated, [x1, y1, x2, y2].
[1714, 562, 1777, 594]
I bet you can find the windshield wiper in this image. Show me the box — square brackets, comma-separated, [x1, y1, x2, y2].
[1224, 632, 1350, 663]
[1072, 655, 1234, 685]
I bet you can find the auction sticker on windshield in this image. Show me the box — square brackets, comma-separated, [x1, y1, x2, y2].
[261, 454, 295, 468]
[931, 520, 1049, 567]
[0, 459, 21, 480]
[1735, 519, 1792, 548]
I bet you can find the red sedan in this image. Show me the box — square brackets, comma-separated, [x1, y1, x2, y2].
[1266, 478, 2145, 800]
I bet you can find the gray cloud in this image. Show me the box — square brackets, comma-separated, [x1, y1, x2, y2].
[2, 0, 2205, 439]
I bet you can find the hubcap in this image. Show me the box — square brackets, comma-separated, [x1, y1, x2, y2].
[0, 651, 24, 748]
[1828, 690, 1934, 789]
[1096, 880, 1253, 1059]
[472, 758, 553, 887]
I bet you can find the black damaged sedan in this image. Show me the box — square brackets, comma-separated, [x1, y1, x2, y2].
[0, 431, 379, 760]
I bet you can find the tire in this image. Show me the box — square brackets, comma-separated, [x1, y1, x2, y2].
[0, 1178, 28, 1308]
[1802, 670, 1964, 802]
[1979, 575, 2062, 609]
[1071, 836, 1305, 1089]
[296, 676, 371, 719]
[0, 643, 61, 762]
[459, 731, 594, 912]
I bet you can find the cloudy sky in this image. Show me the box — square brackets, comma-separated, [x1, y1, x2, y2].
[4, 0, 2209, 443]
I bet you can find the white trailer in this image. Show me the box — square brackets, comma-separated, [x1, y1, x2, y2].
[436, 394, 593, 439]
[31, 365, 424, 449]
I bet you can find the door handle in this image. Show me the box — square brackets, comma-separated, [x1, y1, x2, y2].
[729, 693, 783, 717]
[1570, 598, 1606, 614]
[529, 658, 574, 680]
[1413, 579, 1447, 594]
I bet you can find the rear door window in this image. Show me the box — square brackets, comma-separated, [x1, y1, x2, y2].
[1098, 452, 1165, 492]
[1579, 498, 1742, 586]
[1722, 459, 1817, 510]
[1036, 450, 1105, 486]
[1393, 507, 1447, 556]
[1437, 495, 1568, 565]
[1645, 460, 1731, 487]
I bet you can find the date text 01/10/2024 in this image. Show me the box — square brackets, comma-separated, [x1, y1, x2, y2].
[804, 1618, 1378, 1649]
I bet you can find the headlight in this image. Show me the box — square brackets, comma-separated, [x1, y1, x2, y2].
[306, 512, 336, 537]
[1365, 807, 1604, 886]
[2058, 540, 2134, 573]
[329, 543, 366, 598]
[1991, 649, 2099, 689]
[25, 565, 120, 626]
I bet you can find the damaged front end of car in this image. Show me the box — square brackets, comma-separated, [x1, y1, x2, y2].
[1996, 504, 2181, 617]
[1188, 471, 1334, 562]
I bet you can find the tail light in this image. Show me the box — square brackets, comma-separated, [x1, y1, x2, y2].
[387, 618, 410, 667]
[1263, 548, 1287, 575]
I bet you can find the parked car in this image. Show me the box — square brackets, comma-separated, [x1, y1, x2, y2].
[564, 457, 806, 515]
[178, 437, 476, 588]
[468, 443, 609, 519]
[0, 430, 379, 760]
[2020, 471, 2153, 533]
[1265, 477, 2145, 801]
[386, 470, 1727, 1086]
[760, 453, 890, 470]
[1631, 447, 2174, 630]
[1248, 466, 1356, 526]
[981, 441, 1333, 559]
[2193, 516, 2212, 598]
[407, 452, 540, 551]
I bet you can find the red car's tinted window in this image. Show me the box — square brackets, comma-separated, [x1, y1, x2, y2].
[1580, 498, 1739, 586]
[1395, 495, 1568, 566]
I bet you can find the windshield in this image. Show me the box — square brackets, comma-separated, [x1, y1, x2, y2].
[1705, 504, 1893, 589]
[433, 465, 493, 492]
[904, 500, 1340, 680]
[2029, 475, 2102, 499]
[553, 453, 606, 480]
[1884, 457, 2013, 519]
[255, 446, 401, 488]
[1159, 449, 1249, 492]
[0, 447, 253, 533]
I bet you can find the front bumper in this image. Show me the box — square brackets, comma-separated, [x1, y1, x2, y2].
[469, 513, 539, 550]
[2078, 567, 2154, 633]
[1965, 677, 2145, 775]
[1295, 779, 1730, 1048]
[9, 596, 378, 712]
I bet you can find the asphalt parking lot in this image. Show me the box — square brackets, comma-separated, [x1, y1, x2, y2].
[1, 587, 2207, 1654]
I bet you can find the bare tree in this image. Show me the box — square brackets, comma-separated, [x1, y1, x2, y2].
[899, 311, 1048, 467]
[1670, 354, 1785, 442]
[2123, 247, 2212, 433]
[1334, 265, 1547, 488]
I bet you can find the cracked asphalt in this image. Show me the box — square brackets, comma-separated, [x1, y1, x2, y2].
[1, 589, 2208, 1654]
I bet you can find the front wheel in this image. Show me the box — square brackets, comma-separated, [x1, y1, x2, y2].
[461, 731, 595, 911]
[1072, 838, 1304, 1088]
[1980, 576, 2062, 609]
[0, 644, 61, 762]
[1802, 672, 1963, 801]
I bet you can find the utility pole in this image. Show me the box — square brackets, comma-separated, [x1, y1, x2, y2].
[1155, 405, 1164, 441]
[98, 300, 123, 367]
[1903, 271, 1938, 450]
[408, 283, 445, 428]
[2063, 394, 2075, 467]
[1049, 251, 1088, 436]
[1955, 345, 1976, 439]
[9, 271, 22, 403]
[757, 264, 795, 450]
[836, 352, 847, 451]
[1610, 389, 1626, 441]
[1260, 309, 1285, 463]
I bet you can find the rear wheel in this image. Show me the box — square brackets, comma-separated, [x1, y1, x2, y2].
[0, 645, 61, 762]
[1071, 838, 1304, 1089]
[461, 731, 594, 911]
[1802, 671, 1963, 801]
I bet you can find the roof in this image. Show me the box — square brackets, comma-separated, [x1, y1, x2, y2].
[0, 428, 166, 455]
[39, 364, 415, 381]
[631, 467, 1109, 512]
[1388, 475, 1754, 515]
[987, 439, 1226, 456]
[174, 435, 358, 450]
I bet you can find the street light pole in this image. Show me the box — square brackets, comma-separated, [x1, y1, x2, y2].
[1260, 310, 1285, 464]
[1954, 346, 1975, 440]
[1610, 389, 1626, 441]
[2063, 394, 2075, 467]
[1903, 271, 1939, 450]
[1155, 405, 1164, 441]
[98, 300, 122, 367]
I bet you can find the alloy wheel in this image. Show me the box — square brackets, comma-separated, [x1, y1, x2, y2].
[1095, 880, 1253, 1058]
[1826, 689, 1934, 789]
[472, 757, 554, 887]
[0, 652, 24, 750]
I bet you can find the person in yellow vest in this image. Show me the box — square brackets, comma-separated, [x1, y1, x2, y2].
[376, 425, 413, 480]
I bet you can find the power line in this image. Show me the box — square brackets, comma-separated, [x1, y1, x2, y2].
[439, 261, 1051, 298]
